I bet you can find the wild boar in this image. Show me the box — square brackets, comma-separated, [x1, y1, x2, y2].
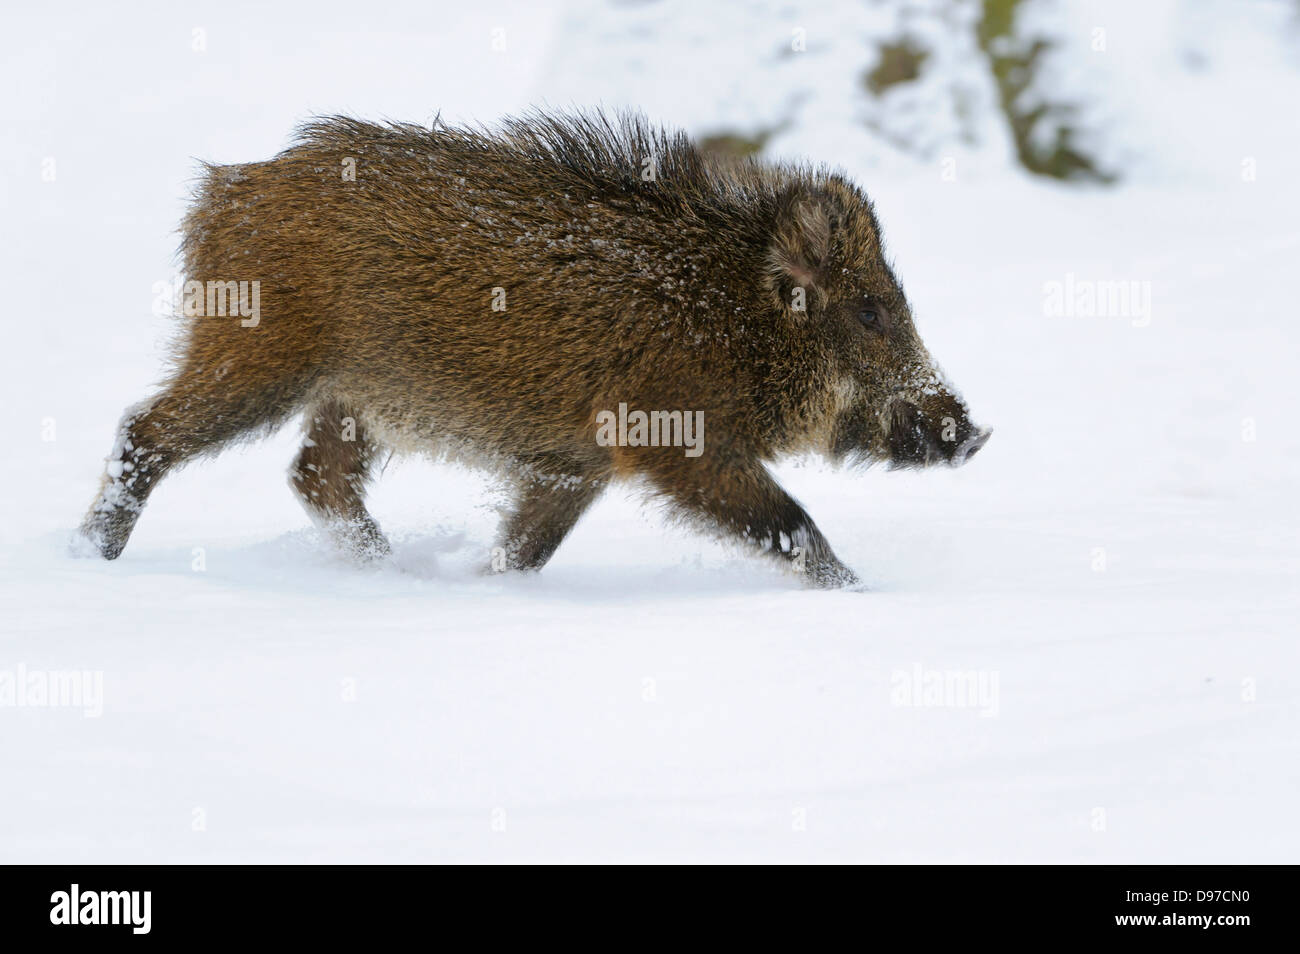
[79, 111, 989, 587]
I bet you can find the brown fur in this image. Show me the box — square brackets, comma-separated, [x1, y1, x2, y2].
[79, 110, 988, 586]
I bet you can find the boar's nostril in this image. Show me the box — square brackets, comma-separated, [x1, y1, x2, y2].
[956, 427, 992, 464]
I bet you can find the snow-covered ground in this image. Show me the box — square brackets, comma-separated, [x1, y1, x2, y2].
[2, 0, 1297, 862]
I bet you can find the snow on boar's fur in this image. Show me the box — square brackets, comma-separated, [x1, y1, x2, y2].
[79, 111, 989, 587]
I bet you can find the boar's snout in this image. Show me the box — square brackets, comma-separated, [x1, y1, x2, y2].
[956, 425, 992, 464]
[885, 392, 991, 469]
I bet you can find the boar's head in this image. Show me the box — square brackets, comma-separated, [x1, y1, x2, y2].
[765, 176, 991, 469]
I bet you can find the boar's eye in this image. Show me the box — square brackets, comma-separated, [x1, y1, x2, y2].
[857, 303, 886, 332]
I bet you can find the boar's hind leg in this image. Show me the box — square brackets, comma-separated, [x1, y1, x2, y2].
[494, 469, 605, 572]
[290, 401, 390, 559]
[80, 366, 307, 560]
[650, 458, 859, 588]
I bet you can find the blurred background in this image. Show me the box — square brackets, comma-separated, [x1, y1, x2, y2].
[10, 0, 1300, 188]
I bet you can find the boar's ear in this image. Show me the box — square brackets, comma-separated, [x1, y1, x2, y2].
[768, 187, 835, 314]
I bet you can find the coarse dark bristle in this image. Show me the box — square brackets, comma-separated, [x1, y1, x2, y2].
[292, 108, 828, 218]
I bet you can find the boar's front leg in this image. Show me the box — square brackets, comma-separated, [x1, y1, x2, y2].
[644, 455, 859, 588]
[494, 468, 606, 572]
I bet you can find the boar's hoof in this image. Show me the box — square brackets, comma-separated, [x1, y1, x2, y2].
[77, 508, 139, 561]
[806, 559, 861, 589]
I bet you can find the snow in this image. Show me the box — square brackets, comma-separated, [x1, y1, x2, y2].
[1, 0, 1297, 862]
